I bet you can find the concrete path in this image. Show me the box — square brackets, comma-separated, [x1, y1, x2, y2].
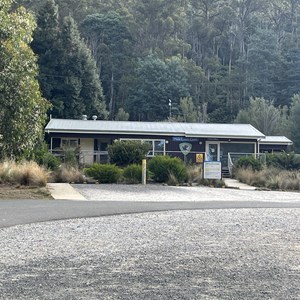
[47, 183, 86, 200]
[223, 178, 256, 190]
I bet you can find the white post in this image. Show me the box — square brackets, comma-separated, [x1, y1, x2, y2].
[142, 159, 147, 185]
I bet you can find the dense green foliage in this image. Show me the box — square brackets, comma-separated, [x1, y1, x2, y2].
[8, 0, 300, 153]
[148, 155, 187, 183]
[31, 0, 108, 119]
[266, 153, 300, 170]
[0, 0, 50, 159]
[84, 163, 121, 183]
[122, 164, 145, 184]
[234, 156, 262, 171]
[107, 140, 150, 167]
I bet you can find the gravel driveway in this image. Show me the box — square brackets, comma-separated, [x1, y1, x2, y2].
[73, 184, 300, 202]
[0, 209, 299, 299]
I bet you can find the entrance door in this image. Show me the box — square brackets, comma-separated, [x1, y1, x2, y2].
[206, 142, 220, 161]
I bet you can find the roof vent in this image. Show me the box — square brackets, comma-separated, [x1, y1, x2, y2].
[82, 115, 87, 120]
[92, 115, 97, 121]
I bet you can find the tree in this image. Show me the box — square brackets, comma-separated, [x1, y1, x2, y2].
[289, 94, 300, 152]
[127, 55, 189, 121]
[174, 97, 204, 123]
[80, 12, 134, 119]
[235, 97, 289, 135]
[115, 108, 129, 121]
[31, 1, 108, 119]
[0, 0, 50, 158]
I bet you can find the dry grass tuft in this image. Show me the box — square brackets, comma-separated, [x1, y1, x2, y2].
[167, 171, 179, 186]
[187, 165, 203, 185]
[53, 165, 85, 183]
[0, 160, 48, 187]
[235, 167, 300, 191]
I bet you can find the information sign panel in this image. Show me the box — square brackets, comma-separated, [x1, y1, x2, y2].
[203, 161, 222, 179]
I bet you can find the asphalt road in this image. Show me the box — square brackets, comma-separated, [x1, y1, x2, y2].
[1, 199, 300, 228]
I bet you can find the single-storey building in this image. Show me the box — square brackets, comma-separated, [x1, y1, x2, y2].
[259, 136, 293, 153]
[45, 118, 292, 172]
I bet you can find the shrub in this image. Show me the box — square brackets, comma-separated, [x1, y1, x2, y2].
[266, 152, 300, 170]
[52, 165, 85, 183]
[187, 165, 203, 185]
[198, 178, 225, 188]
[108, 140, 150, 167]
[21, 142, 61, 170]
[123, 164, 144, 184]
[235, 156, 262, 171]
[0, 160, 48, 187]
[148, 155, 187, 183]
[85, 163, 122, 183]
[62, 147, 79, 168]
[234, 167, 300, 190]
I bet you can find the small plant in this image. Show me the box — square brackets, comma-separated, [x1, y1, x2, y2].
[235, 156, 262, 171]
[123, 164, 143, 184]
[52, 165, 85, 183]
[63, 147, 79, 168]
[84, 163, 122, 183]
[148, 155, 187, 183]
[187, 165, 203, 185]
[198, 178, 225, 188]
[108, 140, 150, 167]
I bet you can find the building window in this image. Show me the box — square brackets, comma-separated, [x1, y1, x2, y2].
[120, 139, 166, 157]
[61, 138, 79, 148]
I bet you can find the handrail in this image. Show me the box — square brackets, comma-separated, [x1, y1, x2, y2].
[228, 153, 234, 176]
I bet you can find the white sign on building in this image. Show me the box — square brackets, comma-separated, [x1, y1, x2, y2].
[203, 161, 222, 179]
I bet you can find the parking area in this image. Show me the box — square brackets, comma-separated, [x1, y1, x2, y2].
[0, 209, 299, 299]
[73, 183, 300, 203]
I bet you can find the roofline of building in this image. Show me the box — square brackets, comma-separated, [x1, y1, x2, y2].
[45, 128, 264, 139]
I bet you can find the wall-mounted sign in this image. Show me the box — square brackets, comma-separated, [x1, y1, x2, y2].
[179, 142, 192, 155]
[196, 153, 204, 163]
[203, 161, 222, 179]
[173, 137, 199, 142]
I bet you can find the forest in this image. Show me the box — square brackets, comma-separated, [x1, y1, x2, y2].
[1, 0, 300, 156]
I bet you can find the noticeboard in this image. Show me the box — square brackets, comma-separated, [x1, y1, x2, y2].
[203, 161, 222, 179]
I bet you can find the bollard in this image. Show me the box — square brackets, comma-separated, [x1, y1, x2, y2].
[142, 159, 147, 185]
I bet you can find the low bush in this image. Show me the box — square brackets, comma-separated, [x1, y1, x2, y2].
[186, 165, 203, 185]
[198, 178, 225, 188]
[234, 156, 262, 171]
[0, 160, 48, 187]
[22, 142, 61, 170]
[84, 163, 122, 183]
[123, 164, 143, 184]
[266, 152, 300, 170]
[52, 165, 85, 183]
[108, 140, 150, 167]
[148, 156, 187, 183]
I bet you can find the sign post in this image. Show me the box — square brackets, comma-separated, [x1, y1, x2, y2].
[142, 159, 147, 185]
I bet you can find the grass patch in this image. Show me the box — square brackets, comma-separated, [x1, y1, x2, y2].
[51, 165, 85, 183]
[0, 160, 48, 187]
[234, 167, 300, 191]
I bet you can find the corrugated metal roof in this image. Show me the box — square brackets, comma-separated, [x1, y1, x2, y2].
[260, 136, 293, 145]
[45, 118, 265, 139]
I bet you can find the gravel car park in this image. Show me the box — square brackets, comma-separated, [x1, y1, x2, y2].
[0, 208, 299, 299]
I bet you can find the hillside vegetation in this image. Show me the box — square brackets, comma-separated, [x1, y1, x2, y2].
[2, 0, 300, 159]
